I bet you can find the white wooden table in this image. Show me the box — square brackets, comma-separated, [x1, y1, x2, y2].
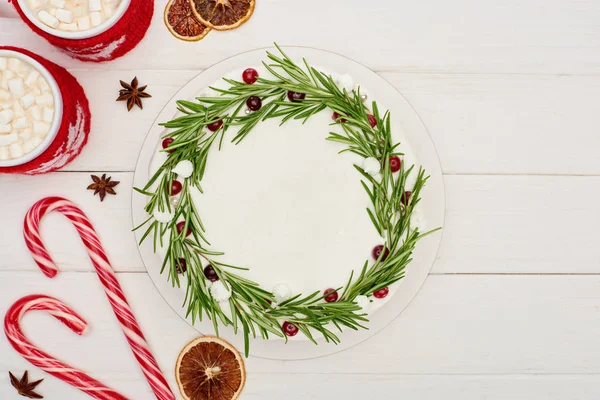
[2, 1, 600, 398]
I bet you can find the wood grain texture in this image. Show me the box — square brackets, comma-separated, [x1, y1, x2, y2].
[1, 173, 598, 274]
[1, 0, 600, 73]
[1, 272, 600, 399]
[2, 0, 600, 397]
[6, 70, 590, 174]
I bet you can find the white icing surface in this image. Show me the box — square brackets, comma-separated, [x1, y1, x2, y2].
[0, 55, 56, 161]
[148, 67, 428, 324]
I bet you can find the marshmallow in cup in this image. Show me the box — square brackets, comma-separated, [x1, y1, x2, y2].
[17, 0, 131, 39]
[0, 50, 63, 167]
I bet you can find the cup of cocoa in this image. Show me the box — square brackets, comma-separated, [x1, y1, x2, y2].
[11, 0, 154, 62]
[0, 47, 91, 174]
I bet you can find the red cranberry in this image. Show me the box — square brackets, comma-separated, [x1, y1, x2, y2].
[176, 221, 192, 237]
[324, 288, 339, 303]
[287, 91, 306, 102]
[282, 321, 299, 336]
[242, 68, 259, 84]
[175, 258, 187, 274]
[389, 156, 402, 173]
[168, 180, 182, 196]
[401, 191, 412, 206]
[203, 265, 219, 282]
[332, 112, 346, 123]
[368, 114, 377, 128]
[162, 137, 175, 153]
[246, 96, 262, 111]
[207, 119, 223, 132]
[373, 287, 389, 299]
[372, 245, 390, 261]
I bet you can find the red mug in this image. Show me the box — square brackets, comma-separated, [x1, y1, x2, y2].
[0, 46, 91, 174]
[10, 0, 154, 62]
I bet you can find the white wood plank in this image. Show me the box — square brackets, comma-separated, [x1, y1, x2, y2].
[1, 173, 598, 274]
[436, 175, 600, 273]
[1, 273, 600, 384]
[384, 73, 600, 175]
[1, 0, 600, 74]
[19, 70, 595, 175]
[0, 173, 139, 272]
[2, 373, 600, 400]
[241, 374, 600, 400]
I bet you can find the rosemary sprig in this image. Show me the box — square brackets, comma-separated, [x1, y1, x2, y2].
[134, 44, 439, 356]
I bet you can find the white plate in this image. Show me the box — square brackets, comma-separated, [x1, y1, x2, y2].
[132, 46, 445, 360]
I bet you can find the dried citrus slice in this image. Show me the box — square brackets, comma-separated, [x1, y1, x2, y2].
[191, 0, 255, 31]
[175, 336, 246, 400]
[165, 0, 211, 42]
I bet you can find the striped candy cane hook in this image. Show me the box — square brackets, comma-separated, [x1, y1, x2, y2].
[4, 295, 128, 400]
[22, 197, 176, 400]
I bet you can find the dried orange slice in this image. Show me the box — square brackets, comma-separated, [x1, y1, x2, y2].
[175, 336, 246, 400]
[191, 0, 255, 31]
[165, 0, 211, 42]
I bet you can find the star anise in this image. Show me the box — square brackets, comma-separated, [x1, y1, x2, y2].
[116, 77, 151, 111]
[9, 371, 44, 399]
[87, 174, 120, 202]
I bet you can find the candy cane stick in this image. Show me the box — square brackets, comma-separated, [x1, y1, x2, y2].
[4, 294, 128, 400]
[23, 197, 176, 400]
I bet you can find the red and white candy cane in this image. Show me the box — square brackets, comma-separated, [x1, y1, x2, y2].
[4, 294, 128, 399]
[23, 197, 175, 400]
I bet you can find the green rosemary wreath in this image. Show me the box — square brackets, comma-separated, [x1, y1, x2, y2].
[135, 45, 438, 356]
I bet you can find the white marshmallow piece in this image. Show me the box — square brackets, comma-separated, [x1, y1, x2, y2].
[354, 295, 370, 313]
[153, 210, 174, 223]
[29, 0, 44, 9]
[0, 147, 8, 160]
[0, 58, 7, 70]
[14, 116, 28, 129]
[19, 130, 32, 141]
[8, 58, 21, 72]
[103, 5, 115, 18]
[172, 160, 194, 178]
[30, 136, 42, 148]
[362, 156, 381, 176]
[9, 143, 23, 158]
[0, 132, 17, 146]
[38, 10, 59, 28]
[0, 89, 10, 101]
[59, 23, 78, 32]
[1, 70, 14, 89]
[42, 107, 54, 123]
[7, 78, 25, 97]
[12, 101, 25, 117]
[37, 77, 49, 92]
[33, 121, 49, 135]
[273, 283, 292, 303]
[35, 94, 53, 106]
[210, 281, 232, 302]
[77, 16, 91, 31]
[0, 109, 14, 125]
[90, 11, 102, 27]
[88, 0, 102, 12]
[337, 73, 354, 93]
[30, 106, 42, 121]
[20, 94, 35, 110]
[22, 140, 35, 154]
[56, 9, 73, 24]
[50, 0, 66, 7]
[0, 124, 11, 134]
[25, 70, 40, 87]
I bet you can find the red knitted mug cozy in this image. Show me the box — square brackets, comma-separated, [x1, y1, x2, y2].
[10, 0, 154, 62]
[0, 47, 91, 175]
